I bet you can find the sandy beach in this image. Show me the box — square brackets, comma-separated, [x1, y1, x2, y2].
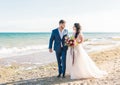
[0, 0, 120, 84]
[0, 45, 120, 85]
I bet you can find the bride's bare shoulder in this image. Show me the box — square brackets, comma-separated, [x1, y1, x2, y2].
[75, 32, 84, 44]
[79, 32, 84, 37]
[77, 32, 84, 43]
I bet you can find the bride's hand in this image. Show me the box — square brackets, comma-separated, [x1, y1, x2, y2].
[76, 38, 81, 44]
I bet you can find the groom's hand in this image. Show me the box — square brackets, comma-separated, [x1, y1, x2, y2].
[49, 49, 53, 53]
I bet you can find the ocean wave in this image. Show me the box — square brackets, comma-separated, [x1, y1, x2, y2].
[0, 45, 48, 56]
[88, 38, 107, 42]
[111, 36, 120, 39]
[0, 37, 120, 58]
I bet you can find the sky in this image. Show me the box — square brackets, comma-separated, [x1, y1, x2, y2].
[0, 0, 120, 32]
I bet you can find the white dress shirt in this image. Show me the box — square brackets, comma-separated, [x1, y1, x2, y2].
[58, 28, 64, 39]
[58, 28, 65, 47]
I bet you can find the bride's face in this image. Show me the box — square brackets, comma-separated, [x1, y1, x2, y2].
[73, 26, 76, 33]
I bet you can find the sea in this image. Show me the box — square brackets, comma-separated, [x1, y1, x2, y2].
[0, 32, 120, 58]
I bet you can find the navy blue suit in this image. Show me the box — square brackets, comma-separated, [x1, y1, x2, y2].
[49, 28, 68, 75]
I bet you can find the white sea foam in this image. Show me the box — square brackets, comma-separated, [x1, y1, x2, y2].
[0, 45, 48, 58]
[83, 37, 120, 52]
[109, 36, 120, 39]
[0, 37, 120, 58]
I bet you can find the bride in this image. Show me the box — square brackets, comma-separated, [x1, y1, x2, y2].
[66, 23, 107, 79]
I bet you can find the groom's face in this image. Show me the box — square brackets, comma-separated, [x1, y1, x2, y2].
[59, 23, 65, 29]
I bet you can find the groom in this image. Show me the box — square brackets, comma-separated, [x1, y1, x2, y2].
[49, 20, 68, 78]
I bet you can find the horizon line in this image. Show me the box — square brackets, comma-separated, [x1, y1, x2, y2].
[0, 31, 120, 33]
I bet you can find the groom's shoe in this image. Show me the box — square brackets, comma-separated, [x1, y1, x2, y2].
[57, 74, 61, 78]
[62, 74, 65, 78]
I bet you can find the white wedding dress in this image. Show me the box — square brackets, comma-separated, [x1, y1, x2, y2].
[66, 43, 107, 79]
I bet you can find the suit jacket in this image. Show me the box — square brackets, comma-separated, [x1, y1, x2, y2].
[49, 28, 68, 52]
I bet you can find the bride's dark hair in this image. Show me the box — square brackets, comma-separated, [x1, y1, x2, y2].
[74, 23, 81, 38]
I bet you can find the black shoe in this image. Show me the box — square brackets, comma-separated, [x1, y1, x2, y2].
[62, 75, 65, 78]
[57, 74, 61, 78]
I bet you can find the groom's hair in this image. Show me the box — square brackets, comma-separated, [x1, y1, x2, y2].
[59, 20, 66, 24]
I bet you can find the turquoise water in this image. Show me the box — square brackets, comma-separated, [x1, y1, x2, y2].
[0, 32, 120, 57]
[0, 32, 50, 47]
[0, 32, 120, 47]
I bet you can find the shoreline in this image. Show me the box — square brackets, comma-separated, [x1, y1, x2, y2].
[0, 42, 120, 66]
[0, 36, 120, 59]
[0, 45, 120, 84]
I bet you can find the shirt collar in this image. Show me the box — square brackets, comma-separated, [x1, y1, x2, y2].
[58, 28, 65, 33]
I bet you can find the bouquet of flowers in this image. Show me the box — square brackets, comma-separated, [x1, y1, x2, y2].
[65, 35, 80, 65]
[65, 36, 79, 47]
